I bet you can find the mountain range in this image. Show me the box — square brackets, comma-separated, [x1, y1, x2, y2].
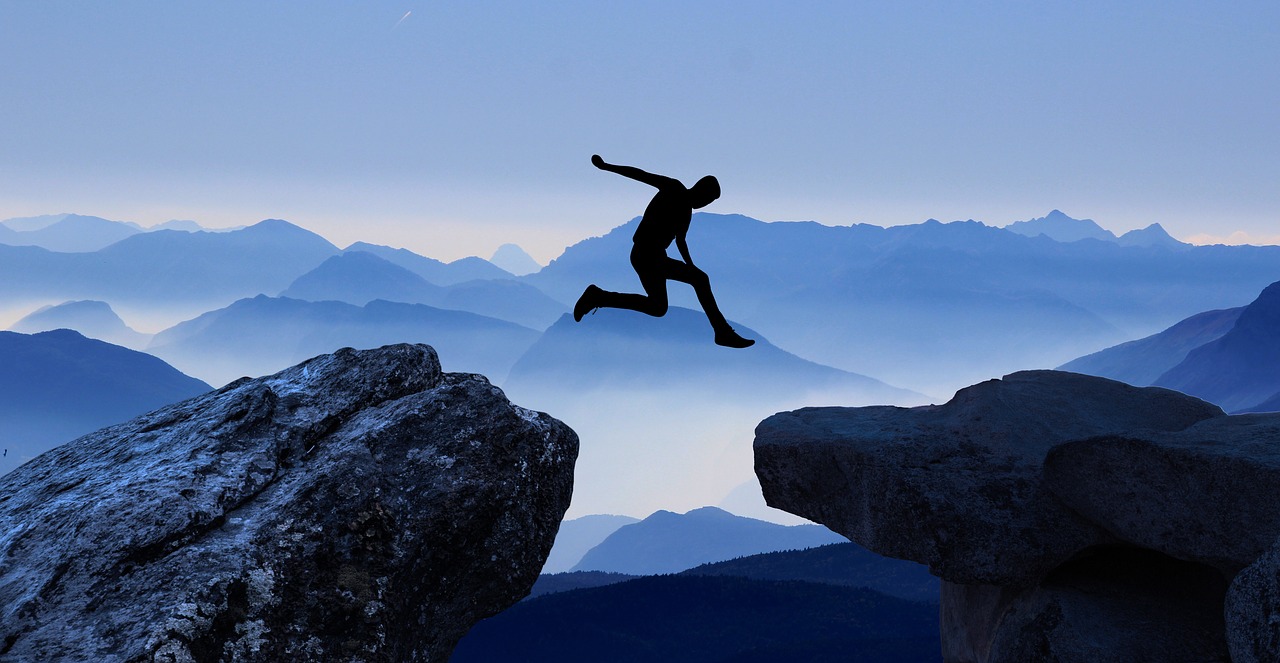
[1154, 281, 1280, 412]
[281, 251, 565, 329]
[570, 506, 847, 575]
[506, 307, 916, 403]
[146, 295, 541, 387]
[1004, 209, 1188, 249]
[0, 219, 340, 320]
[525, 211, 1280, 395]
[542, 514, 641, 573]
[1060, 307, 1244, 387]
[489, 243, 543, 276]
[8, 300, 152, 350]
[7, 208, 1278, 517]
[0, 329, 210, 475]
[534, 541, 939, 604]
[343, 241, 515, 285]
[1061, 280, 1280, 412]
[0, 214, 142, 252]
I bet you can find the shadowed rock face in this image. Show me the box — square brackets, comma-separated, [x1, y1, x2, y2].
[754, 370, 1280, 662]
[755, 370, 1223, 586]
[0, 344, 578, 662]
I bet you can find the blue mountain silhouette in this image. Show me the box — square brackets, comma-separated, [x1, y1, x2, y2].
[0, 329, 210, 475]
[343, 241, 514, 285]
[1155, 281, 1280, 412]
[9, 300, 150, 350]
[542, 514, 642, 573]
[1059, 307, 1243, 386]
[282, 251, 565, 329]
[571, 506, 846, 575]
[0, 219, 339, 310]
[506, 306, 919, 403]
[147, 295, 540, 386]
[0, 214, 142, 252]
[526, 212, 1279, 394]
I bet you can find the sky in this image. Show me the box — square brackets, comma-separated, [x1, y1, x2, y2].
[1, 2, 1277, 262]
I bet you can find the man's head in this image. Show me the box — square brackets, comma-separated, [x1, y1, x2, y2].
[689, 175, 720, 209]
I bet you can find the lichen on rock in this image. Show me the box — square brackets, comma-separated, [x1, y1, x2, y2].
[0, 343, 577, 662]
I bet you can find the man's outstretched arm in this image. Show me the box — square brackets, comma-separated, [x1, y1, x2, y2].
[592, 154, 677, 189]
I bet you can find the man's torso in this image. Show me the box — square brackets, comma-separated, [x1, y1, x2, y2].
[632, 184, 691, 250]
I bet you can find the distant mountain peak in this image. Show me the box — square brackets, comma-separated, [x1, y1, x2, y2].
[569, 505, 845, 574]
[1005, 210, 1117, 243]
[1117, 222, 1188, 249]
[1, 213, 71, 231]
[489, 243, 541, 276]
[248, 218, 300, 230]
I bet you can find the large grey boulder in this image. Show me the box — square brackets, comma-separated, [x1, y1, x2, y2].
[754, 370, 1280, 662]
[0, 344, 577, 662]
[755, 370, 1222, 585]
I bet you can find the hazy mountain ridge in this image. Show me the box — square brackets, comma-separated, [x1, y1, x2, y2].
[344, 241, 515, 286]
[1061, 279, 1280, 412]
[1059, 307, 1244, 386]
[0, 329, 210, 475]
[490, 243, 542, 276]
[282, 251, 565, 329]
[0, 219, 341, 318]
[147, 295, 540, 386]
[506, 306, 918, 403]
[542, 514, 641, 573]
[540, 538, 941, 604]
[0, 214, 143, 252]
[524, 211, 1274, 394]
[1004, 209, 1187, 250]
[9, 300, 152, 350]
[1155, 281, 1280, 412]
[571, 506, 846, 575]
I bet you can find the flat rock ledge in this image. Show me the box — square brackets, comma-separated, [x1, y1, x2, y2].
[0, 344, 578, 662]
[756, 370, 1280, 663]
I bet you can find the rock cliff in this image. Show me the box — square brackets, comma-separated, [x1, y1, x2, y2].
[0, 344, 577, 662]
[756, 370, 1280, 662]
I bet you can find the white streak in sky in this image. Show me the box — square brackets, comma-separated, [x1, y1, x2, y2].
[394, 11, 412, 29]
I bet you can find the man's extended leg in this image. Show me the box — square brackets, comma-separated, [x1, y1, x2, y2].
[664, 259, 754, 348]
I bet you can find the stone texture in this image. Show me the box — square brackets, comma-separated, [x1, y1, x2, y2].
[1046, 415, 1280, 573]
[0, 344, 577, 662]
[753, 369, 1280, 662]
[1226, 536, 1280, 663]
[754, 370, 1222, 586]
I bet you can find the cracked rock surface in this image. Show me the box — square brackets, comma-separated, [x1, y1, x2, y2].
[754, 370, 1280, 662]
[0, 344, 577, 662]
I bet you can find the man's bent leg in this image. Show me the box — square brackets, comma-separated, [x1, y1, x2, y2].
[664, 259, 754, 348]
[573, 252, 670, 321]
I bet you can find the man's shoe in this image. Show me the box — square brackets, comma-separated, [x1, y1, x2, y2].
[714, 327, 755, 348]
[574, 285, 604, 322]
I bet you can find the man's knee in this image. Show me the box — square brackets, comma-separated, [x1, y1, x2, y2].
[642, 299, 668, 317]
[689, 267, 709, 286]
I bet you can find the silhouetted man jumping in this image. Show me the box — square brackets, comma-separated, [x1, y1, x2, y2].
[573, 154, 754, 348]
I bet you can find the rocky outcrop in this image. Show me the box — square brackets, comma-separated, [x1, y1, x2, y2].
[755, 370, 1280, 662]
[0, 344, 577, 662]
[1227, 538, 1280, 663]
